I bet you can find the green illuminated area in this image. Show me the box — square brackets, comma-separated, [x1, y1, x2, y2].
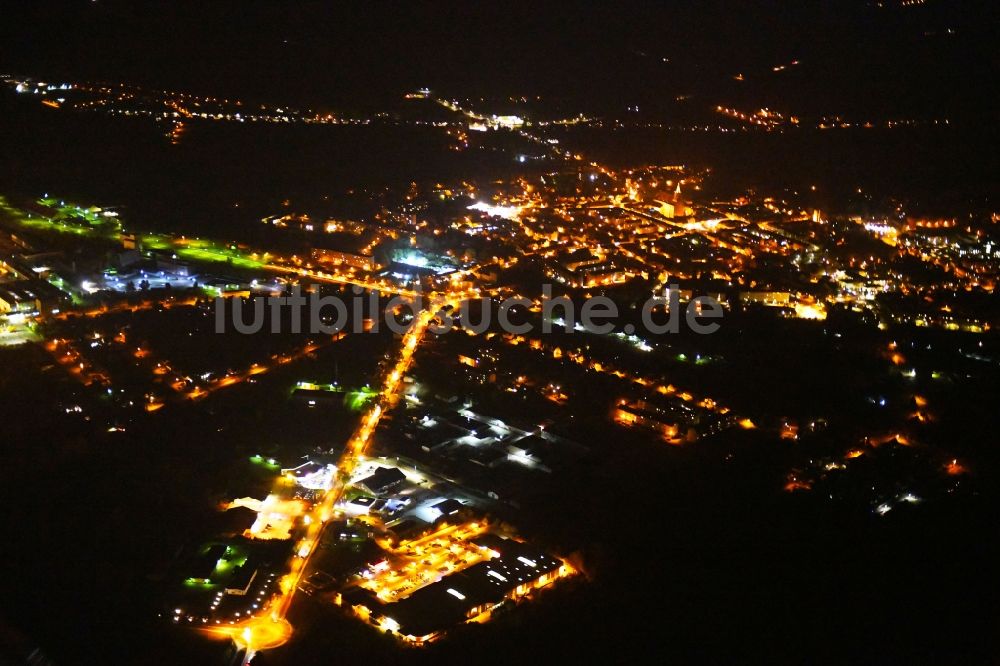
[293, 380, 377, 411]
[0, 196, 122, 238]
[346, 387, 377, 411]
[250, 454, 281, 470]
[39, 197, 120, 230]
[140, 234, 265, 269]
[0, 197, 91, 237]
[294, 381, 340, 392]
[45, 273, 85, 305]
[1, 195, 264, 271]
[675, 353, 716, 366]
[183, 543, 251, 589]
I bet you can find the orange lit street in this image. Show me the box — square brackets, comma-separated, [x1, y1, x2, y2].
[204, 303, 440, 659]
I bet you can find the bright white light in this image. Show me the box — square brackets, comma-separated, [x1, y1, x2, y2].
[446, 588, 466, 600]
[398, 252, 428, 268]
[494, 115, 524, 128]
[864, 222, 895, 235]
[467, 201, 522, 221]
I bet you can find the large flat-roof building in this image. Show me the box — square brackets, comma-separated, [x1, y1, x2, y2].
[355, 467, 407, 495]
[0, 280, 63, 316]
[346, 537, 569, 644]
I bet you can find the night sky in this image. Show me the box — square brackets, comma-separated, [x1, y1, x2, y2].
[3, 1, 997, 116]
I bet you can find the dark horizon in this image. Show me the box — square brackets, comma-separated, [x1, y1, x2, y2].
[3, 1, 998, 117]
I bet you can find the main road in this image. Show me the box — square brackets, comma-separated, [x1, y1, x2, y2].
[203, 293, 456, 662]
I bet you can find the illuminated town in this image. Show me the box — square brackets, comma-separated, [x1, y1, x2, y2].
[1, 3, 997, 665]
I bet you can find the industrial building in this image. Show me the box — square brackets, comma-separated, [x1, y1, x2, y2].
[346, 536, 570, 644]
